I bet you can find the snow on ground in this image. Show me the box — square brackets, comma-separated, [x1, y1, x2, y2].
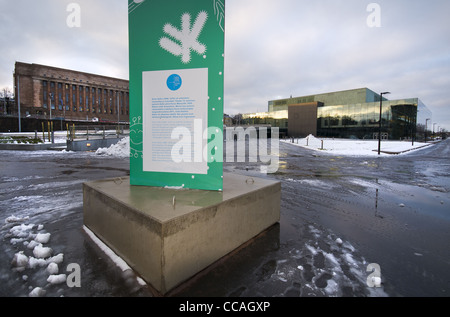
[5, 215, 65, 297]
[93, 135, 434, 159]
[282, 135, 432, 156]
[270, 223, 388, 297]
[95, 137, 130, 158]
[83, 226, 147, 286]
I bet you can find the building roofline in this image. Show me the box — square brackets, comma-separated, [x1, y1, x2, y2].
[270, 87, 375, 102]
[14, 61, 129, 83]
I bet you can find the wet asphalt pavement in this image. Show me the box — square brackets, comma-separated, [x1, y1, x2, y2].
[0, 139, 449, 298]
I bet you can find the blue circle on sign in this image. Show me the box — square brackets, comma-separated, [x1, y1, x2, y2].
[167, 74, 182, 91]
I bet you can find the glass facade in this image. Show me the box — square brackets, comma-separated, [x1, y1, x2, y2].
[242, 110, 288, 127]
[241, 89, 432, 140]
[317, 98, 424, 139]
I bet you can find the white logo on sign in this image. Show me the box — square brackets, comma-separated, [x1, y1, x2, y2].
[159, 11, 208, 64]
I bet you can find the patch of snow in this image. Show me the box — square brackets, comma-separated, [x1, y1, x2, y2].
[83, 226, 147, 287]
[33, 244, 53, 259]
[96, 137, 130, 158]
[48, 253, 64, 264]
[11, 252, 29, 270]
[9, 224, 35, 238]
[28, 257, 47, 269]
[29, 287, 46, 297]
[305, 244, 318, 256]
[282, 136, 432, 157]
[26, 240, 40, 250]
[47, 262, 59, 275]
[47, 274, 67, 285]
[164, 185, 186, 190]
[83, 226, 130, 272]
[5, 215, 30, 224]
[324, 279, 339, 295]
[35, 233, 51, 244]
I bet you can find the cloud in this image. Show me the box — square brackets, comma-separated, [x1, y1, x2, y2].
[0, 0, 128, 85]
[0, 0, 449, 129]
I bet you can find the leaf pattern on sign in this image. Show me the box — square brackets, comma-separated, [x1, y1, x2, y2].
[128, 0, 145, 14]
[213, 0, 225, 32]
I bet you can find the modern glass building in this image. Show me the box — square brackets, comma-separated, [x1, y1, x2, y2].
[241, 88, 432, 140]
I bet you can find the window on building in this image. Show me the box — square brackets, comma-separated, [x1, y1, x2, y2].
[115, 91, 119, 114]
[65, 90, 69, 107]
[79, 86, 84, 106]
[58, 91, 63, 110]
[85, 87, 90, 112]
[72, 85, 77, 106]
[92, 89, 96, 109]
[50, 92, 55, 110]
[103, 89, 107, 107]
[43, 81, 48, 102]
[121, 92, 124, 115]
[42, 81, 48, 109]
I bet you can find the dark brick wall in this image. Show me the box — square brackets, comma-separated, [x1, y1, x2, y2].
[288, 102, 321, 138]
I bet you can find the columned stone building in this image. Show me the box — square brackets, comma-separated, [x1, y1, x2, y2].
[13, 62, 129, 123]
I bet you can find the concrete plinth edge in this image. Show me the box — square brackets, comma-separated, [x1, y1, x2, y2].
[83, 173, 281, 295]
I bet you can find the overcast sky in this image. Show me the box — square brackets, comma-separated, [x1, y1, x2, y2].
[1, 0, 449, 130]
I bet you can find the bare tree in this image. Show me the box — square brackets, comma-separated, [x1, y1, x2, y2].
[1, 87, 13, 115]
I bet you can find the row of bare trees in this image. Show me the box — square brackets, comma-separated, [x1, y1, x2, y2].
[0, 87, 14, 115]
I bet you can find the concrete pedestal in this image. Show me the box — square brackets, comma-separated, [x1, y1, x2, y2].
[83, 173, 281, 295]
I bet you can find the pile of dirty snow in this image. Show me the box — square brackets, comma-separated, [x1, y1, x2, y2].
[95, 137, 130, 158]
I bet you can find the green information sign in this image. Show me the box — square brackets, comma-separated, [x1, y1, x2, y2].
[128, 0, 225, 191]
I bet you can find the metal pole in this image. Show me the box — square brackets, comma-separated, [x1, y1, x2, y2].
[17, 75, 21, 132]
[50, 93, 52, 120]
[378, 92, 390, 155]
[117, 91, 120, 126]
[378, 97, 382, 155]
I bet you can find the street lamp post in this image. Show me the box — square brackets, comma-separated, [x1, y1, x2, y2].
[425, 118, 430, 143]
[17, 75, 22, 132]
[378, 92, 391, 155]
[117, 91, 120, 126]
[48, 93, 53, 121]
